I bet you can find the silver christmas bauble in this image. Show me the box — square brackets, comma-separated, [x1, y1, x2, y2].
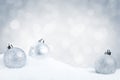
[4, 44, 26, 68]
[95, 50, 116, 74]
[29, 39, 49, 56]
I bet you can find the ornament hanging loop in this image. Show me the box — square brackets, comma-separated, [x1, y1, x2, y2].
[38, 39, 45, 43]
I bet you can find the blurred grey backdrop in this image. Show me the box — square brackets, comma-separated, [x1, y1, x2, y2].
[0, 0, 120, 68]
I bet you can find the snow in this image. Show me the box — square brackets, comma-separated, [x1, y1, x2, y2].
[0, 55, 120, 80]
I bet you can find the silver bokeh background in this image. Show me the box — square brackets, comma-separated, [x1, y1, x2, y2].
[0, 0, 120, 68]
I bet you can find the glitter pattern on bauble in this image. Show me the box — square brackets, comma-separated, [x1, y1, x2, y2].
[95, 50, 116, 74]
[4, 44, 26, 68]
[29, 39, 49, 56]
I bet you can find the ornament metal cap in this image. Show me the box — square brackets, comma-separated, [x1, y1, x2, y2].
[7, 43, 13, 49]
[38, 39, 45, 43]
[104, 49, 111, 55]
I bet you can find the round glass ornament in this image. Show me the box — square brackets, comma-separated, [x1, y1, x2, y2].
[4, 44, 26, 68]
[29, 39, 49, 56]
[95, 49, 116, 74]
